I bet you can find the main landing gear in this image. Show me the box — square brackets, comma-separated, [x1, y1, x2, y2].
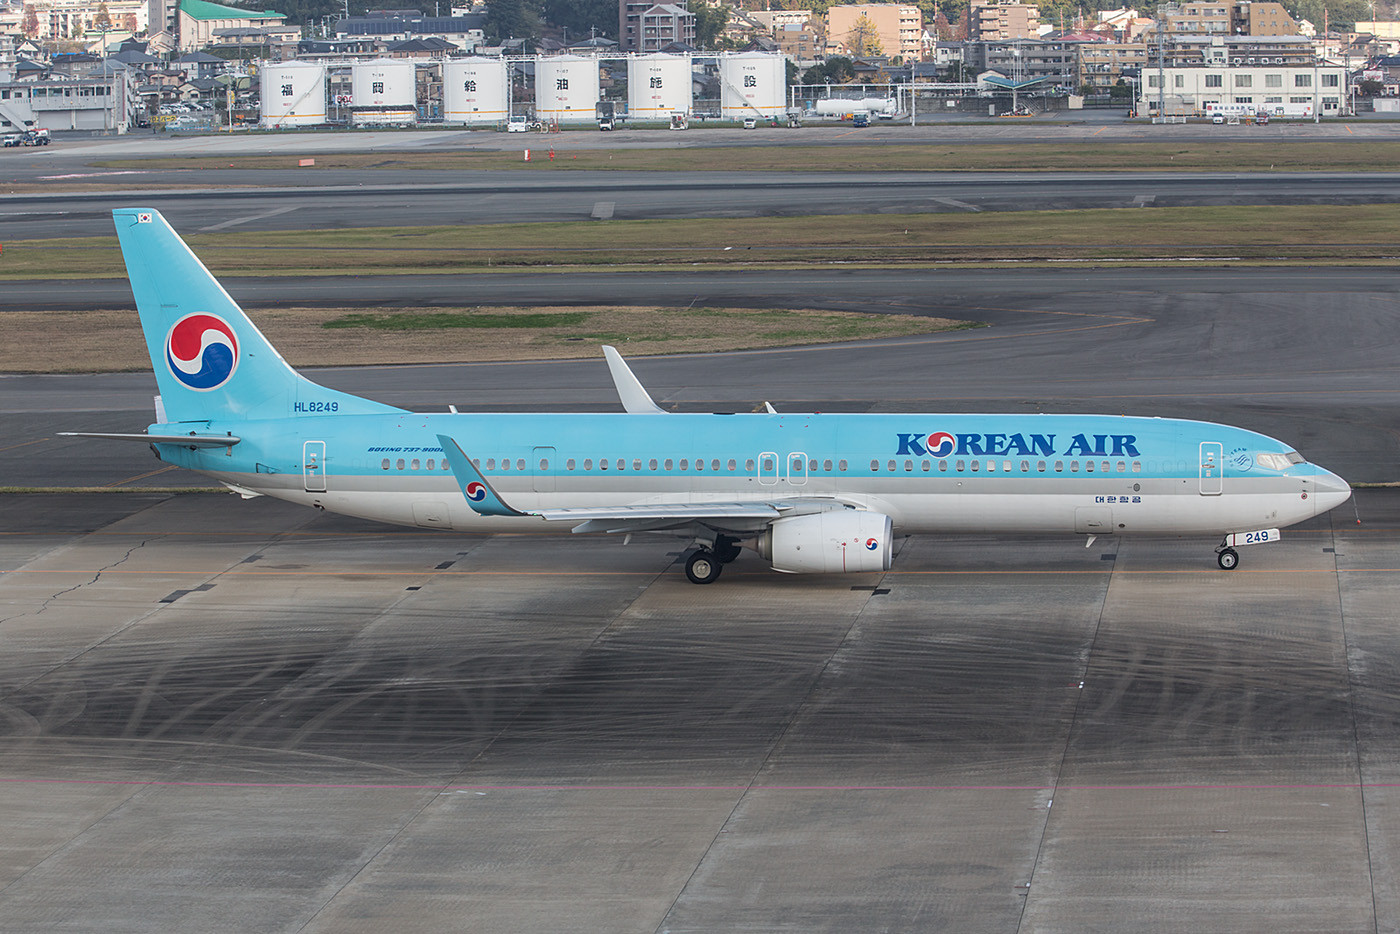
[1216, 543, 1239, 570]
[685, 549, 722, 584]
[684, 536, 743, 584]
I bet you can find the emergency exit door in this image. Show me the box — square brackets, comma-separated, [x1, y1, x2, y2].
[1199, 441, 1223, 495]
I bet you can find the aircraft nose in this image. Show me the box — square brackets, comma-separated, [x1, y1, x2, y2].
[1312, 470, 1352, 516]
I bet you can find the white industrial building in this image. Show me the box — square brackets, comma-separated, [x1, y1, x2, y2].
[350, 57, 416, 125]
[1140, 62, 1347, 116]
[442, 56, 507, 124]
[1, 61, 140, 131]
[259, 60, 326, 128]
[718, 51, 786, 118]
[627, 52, 691, 120]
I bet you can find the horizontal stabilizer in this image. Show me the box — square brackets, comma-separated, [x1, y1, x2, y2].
[58, 431, 240, 447]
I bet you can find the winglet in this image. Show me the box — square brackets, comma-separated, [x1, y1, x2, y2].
[437, 434, 529, 517]
[602, 345, 666, 415]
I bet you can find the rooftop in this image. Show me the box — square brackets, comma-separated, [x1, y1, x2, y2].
[179, 0, 285, 23]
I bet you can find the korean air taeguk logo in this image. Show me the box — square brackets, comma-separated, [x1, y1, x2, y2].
[166, 313, 239, 391]
[465, 482, 487, 502]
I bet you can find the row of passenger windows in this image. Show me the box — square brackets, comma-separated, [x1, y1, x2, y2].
[379, 455, 1143, 475]
[873, 458, 1143, 474]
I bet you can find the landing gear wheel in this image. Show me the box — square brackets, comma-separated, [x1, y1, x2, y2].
[685, 550, 722, 584]
[1217, 548, 1239, 570]
[714, 537, 742, 564]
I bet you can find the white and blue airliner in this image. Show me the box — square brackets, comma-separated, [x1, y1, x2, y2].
[66, 208, 1354, 584]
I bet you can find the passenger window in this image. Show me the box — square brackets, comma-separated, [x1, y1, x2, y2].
[486, 458, 496, 470]
[443, 460, 450, 470]
[411, 459, 420, 470]
[1132, 461, 1142, 472]
[567, 458, 576, 470]
[649, 458, 658, 470]
[939, 460, 947, 472]
[516, 458, 525, 471]
[633, 459, 642, 471]
[665, 458, 674, 470]
[584, 458, 592, 470]
[793, 457, 803, 472]
[1037, 460, 1046, 472]
[1101, 461, 1110, 473]
[985, 460, 994, 472]
[396, 458, 405, 470]
[1004, 460, 1012, 473]
[600, 459, 608, 470]
[1020, 460, 1028, 472]
[871, 460, 879, 471]
[838, 459, 847, 471]
[904, 459, 913, 472]
[1071, 461, 1079, 472]
[971, 460, 980, 472]
[746, 459, 755, 471]
[1055, 461, 1063, 472]
[1086, 461, 1094, 472]
[381, 458, 390, 470]
[728, 459, 736, 471]
[696, 459, 705, 471]
[824, 459, 833, 472]
[680, 459, 689, 470]
[956, 460, 965, 472]
[713, 459, 721, 471]
[762, 457, 773, 471]
[921, 459, 929, 472]
[617, 459, 625, 471]
[426, 459, 435, 471]
[1117, 461, 1126, 473]
[807, 459, 816, 471]
[540, 458, 549, 470]
[887, 459, 896, 472]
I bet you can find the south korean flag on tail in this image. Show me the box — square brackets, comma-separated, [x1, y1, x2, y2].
[137, 212, 152, 223]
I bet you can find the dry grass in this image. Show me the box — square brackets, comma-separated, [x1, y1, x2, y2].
[0, 305, 972, 373]
[87, 140, 1400, 174]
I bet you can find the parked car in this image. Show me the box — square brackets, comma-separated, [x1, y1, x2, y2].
[2, 132, 23, 147]
[742, 116, 757, 129]
[1212, 113, 1225, 124]
[506, 117, 528, 132]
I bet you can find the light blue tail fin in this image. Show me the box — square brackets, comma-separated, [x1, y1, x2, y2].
[114, 207, 403, 423]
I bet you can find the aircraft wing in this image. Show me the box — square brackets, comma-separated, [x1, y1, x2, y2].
[437, 434, 784, 529]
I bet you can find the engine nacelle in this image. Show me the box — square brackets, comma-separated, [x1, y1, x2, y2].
[756, 511, 893, 574]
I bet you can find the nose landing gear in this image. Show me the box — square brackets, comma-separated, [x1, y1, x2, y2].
[1216, 544, 1239, 570]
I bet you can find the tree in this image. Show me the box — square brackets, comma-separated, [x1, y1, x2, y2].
[540, 0, 615, 40]
[484, 0, 540, 43]
[801, 55, 854, 85]
[1357, 78, 1384, 96]
[846, 13, 883, 56]
[23, 3, 39, 37]
[691, 0, 727, 49]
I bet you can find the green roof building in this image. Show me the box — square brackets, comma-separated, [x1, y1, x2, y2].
[178, 0, 287, 51]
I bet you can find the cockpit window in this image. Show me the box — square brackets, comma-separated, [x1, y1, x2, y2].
[1257, 451, 1304, 471]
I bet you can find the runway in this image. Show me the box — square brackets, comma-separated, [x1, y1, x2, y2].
[0, 488, 1396, 931]
[5, 171, 1400, 237]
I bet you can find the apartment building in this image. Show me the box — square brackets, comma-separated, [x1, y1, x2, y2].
[1077, 39, 1148, 91]
[827, 4, 922, 60]
[1141, 61, 1344, 114]
[968, 0, 1039, 41]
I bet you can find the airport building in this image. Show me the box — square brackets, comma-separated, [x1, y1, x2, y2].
[1139, 60, 1346, 115]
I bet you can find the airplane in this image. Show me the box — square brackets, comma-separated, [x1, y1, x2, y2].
[63, 208, 1354, 584]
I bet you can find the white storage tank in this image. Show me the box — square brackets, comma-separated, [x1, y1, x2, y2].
[442, 57, 508, 125]
[260, 61, 326, 129]
[536, 54, 600, 123]
[627, 53, 691, 121]
[719, 51, 785, 118]
[351, 58, 417, 125]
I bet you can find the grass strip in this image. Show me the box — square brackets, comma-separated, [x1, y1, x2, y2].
[3, 204, 1398, 279]
[87, 140, 1400, 174]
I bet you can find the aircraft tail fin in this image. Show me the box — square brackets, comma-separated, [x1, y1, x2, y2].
[113, 208, 403, 424]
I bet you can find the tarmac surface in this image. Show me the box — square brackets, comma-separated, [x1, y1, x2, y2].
[4, 124, 1400, 930]
[1, 488, 1397, 932]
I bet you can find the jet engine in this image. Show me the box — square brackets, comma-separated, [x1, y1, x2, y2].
[756, 510, 893, 574]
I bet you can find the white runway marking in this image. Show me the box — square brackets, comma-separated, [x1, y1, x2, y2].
[199, 204, 299, 232]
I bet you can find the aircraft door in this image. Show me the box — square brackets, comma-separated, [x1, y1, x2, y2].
[758, 451, 778, 486]
[1199, 441, 1223, 495]
[532, 446, 556, 493]
[786, 451, 808, 486]
[303, 440, 326, 492]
